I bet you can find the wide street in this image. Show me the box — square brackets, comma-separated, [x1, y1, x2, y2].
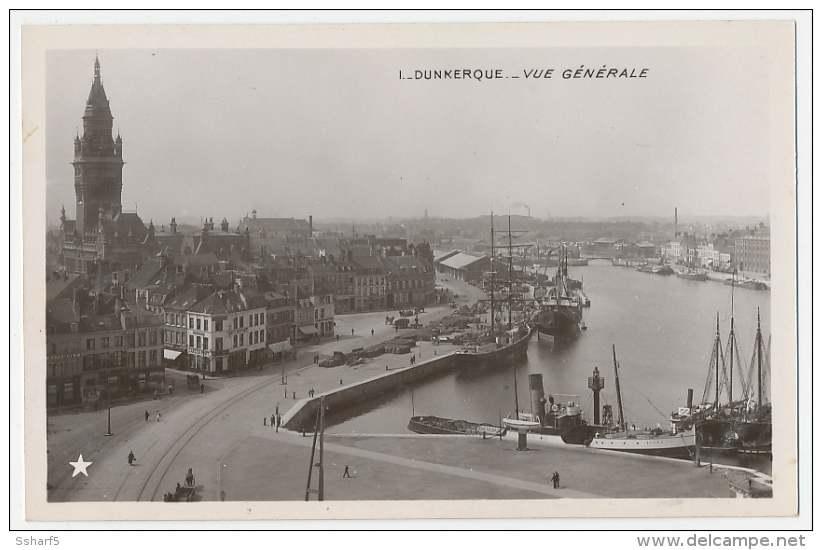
[47, 278, 485, 502]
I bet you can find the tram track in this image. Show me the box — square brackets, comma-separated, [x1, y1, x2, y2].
[133, 374, 288, 502]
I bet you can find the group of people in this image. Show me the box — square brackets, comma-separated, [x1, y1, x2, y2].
[308, 388, 315, 398]
[144, 410, 161, 422]
[409, 355, 416, 365]
[550, 470, 561, 489]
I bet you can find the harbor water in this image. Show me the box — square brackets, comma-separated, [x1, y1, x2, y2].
[328, 261, 772, 474]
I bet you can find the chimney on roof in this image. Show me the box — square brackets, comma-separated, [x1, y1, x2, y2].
[309, 215, 313, 236]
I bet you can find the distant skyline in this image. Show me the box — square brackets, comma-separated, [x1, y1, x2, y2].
[47, 47, 772, 227]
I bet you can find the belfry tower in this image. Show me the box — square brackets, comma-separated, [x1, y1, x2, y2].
[72, 55, 124, 236]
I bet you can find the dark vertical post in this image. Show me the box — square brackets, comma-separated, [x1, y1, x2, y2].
[304, 405, 321, 501]
[105, 404, 113, 436]
[318, 396, 325, 501]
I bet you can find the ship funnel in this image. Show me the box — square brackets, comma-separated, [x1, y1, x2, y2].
[687, 388, 693, 410]
[529, 373, 546, 425]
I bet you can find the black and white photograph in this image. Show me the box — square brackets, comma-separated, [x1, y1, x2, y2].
[13, 13, 807, 532]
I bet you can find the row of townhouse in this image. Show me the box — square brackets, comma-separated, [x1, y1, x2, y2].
[662, 240, 733, 270]
[46, 294, 164, 407]
[317, 250, 434, 314]
[155, 277, 335, 375]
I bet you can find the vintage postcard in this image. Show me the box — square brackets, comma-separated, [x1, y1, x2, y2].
[16, 17, 802, 527]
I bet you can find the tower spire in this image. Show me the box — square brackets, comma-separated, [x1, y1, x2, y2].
[94, 53, 101, 82]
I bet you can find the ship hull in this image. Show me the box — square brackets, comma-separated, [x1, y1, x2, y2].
[456, 326, 532, 370]
[677, 273, 707, 282]
[589, 430, 696, 459]
[407, 415, 504, 436]
[536, 309, 581, 342]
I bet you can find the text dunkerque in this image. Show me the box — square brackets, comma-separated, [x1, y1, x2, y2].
[399, 67, 649, 81]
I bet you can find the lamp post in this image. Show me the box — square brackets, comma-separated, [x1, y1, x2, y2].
[105, 403, 113, 436]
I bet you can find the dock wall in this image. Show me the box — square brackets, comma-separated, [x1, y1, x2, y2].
[281, 351, 460, 432]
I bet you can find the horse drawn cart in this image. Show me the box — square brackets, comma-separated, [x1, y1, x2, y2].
[163, 469, 196, 502]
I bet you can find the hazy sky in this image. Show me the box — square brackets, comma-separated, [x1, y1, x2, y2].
[46, 46, 771, 226]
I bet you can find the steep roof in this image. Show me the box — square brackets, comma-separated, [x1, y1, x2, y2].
[80, 314, 122, 333]
[46, 298, 79, 326]
[189, 292, 230, 315]
[46, 273, 83, 301]
[165, 285, 208, 312]
[382, 255, 426, 273]
[100, 212, 148, 243]
[352, 255, 384, 271]
[126, 258, 164, 289]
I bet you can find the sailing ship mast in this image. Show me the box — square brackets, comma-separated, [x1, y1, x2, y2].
[755, 308, 764, 407]
[613, 345, 626, 431]
[489, 213, 495, 335]
[508, 215, 514, 331]
[714, 313, 721, 410]
[729, 272, 735, 407]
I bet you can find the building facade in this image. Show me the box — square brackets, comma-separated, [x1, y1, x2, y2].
[735, 235, 771, 276]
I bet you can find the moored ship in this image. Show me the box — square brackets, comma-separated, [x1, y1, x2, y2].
[562, 347, 696, 459]
[457, 213, 533, 370]
[676, 268, 708, 281]
[502, 373, 588, 437]
[536, 244, 583, 342]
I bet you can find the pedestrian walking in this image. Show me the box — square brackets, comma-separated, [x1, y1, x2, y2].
[371, 328, 374, 336]
[200, 383, 204, 394]
[157, 412, 161, 422]
[556, 471, 560, 488]
[343, 465, 351, 478]
[351, 328, 354, 336]
[128, 451, 135, 466]
[271, 414, 275, 427]
[144, 410, 149, 421]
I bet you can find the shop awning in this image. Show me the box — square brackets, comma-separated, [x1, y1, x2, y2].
[268, 341, 293, 353]
[163, 349, 182, 360]
[298, 325, 319, 335]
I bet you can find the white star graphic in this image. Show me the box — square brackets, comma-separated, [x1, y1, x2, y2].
[69, 454, 92, 477]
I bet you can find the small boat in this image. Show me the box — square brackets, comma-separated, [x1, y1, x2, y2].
[653, 266, 675, 276]
[407, 415, 505, 437]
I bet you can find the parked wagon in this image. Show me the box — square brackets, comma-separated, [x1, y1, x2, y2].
[163, 484, 195, 502]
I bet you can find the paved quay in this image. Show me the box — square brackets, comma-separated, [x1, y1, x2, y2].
[219, 430, 744, 501]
